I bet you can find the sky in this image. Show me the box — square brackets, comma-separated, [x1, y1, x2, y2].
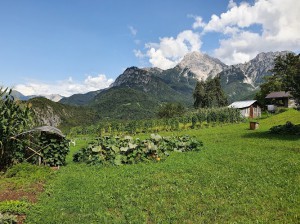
[0, 0, 299, 97]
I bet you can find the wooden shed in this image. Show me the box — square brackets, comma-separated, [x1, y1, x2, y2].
[265, 91, 296, 111]
[228, 100, 261, 118]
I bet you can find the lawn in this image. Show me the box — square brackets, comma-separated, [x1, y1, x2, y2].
[6, 109, 300, 223]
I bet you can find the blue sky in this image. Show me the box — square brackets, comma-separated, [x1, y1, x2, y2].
[0, 0, 299, 96]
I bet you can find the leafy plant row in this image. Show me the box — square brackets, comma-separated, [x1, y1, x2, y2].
[70, 107, 243, 136]
[73, 134, 203, 166]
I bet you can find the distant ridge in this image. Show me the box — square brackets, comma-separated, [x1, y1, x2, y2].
[30, 51, 292, 121]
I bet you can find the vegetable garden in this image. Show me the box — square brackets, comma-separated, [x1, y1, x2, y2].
[73, 134, 202, 166]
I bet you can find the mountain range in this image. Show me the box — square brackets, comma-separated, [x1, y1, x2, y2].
[10, 91, 64, 102]
[58, 51, 288, 118]
[10, 50, 290, 127]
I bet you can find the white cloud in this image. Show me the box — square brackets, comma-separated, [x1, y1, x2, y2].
[228, 0, 237, 9]
[187, 14, 206, 30]
[134, 39, 141, 45]
[189, 15, 206, 29]
[134, 0, 300, 67]
[143, 30, 202, 69]
[204, 0, 300, 64]
[84, 74, 113, 88]
[133, 49, 146, 58]
[129, 26, 137, 36]
[128, 26, 141, 45]
[15, 74, 114, 97]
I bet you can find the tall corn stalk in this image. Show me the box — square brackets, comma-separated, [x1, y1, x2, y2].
[0, 88, 33, 170]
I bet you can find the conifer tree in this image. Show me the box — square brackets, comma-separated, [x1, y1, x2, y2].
[193, 76, 228, 108]
[193, 80, 206, 108]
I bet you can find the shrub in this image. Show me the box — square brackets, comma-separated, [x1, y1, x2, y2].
[157, 103, 185, 119]
[269, 121, 300, 135]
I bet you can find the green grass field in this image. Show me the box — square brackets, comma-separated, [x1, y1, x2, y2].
[10, 109, 300, 223]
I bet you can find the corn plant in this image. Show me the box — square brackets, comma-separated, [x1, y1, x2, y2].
[0, 88, 33, 170]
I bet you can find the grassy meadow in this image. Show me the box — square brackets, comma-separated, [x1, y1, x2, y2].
[2, 109, 300, 223]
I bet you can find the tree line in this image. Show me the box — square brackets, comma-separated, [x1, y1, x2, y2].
[69, 107, 243, 136]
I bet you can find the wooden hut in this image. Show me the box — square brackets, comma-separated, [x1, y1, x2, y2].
[265, 91, 296, 111]
[228, 100, 261, 118]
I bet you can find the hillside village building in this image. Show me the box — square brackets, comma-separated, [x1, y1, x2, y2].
[265, 91, 296, 112]
[228, 100, 261, 118]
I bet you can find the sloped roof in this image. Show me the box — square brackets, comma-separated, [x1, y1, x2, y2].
[34, 126, 65, 137]
[265, 91, 291, 99]
[14, 126, 65, 138]
[228, 100, 257, 109]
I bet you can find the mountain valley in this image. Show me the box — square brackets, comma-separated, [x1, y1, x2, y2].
[13, 51, 291, 127]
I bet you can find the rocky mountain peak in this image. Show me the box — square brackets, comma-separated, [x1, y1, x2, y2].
[44, 94, 64, 102]
[177, 51, 226, 80]
[235, 51, 291, 86]
[123, 66, 141, 75]
[142, 67, 163, 74]
[111, 66, 152, 88]
[252, 51, 290, 62]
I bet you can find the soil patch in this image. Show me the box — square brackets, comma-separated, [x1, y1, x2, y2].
[0, 182, 44, 203]
[0, 183, 45, 224]
[16, 214, 26, 224]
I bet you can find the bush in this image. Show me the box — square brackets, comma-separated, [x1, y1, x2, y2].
[269, 121, 300, 135]
[157, 103, 185, 119]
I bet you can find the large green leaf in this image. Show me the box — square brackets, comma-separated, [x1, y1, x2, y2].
[128, 142, 137, 149]
[120, 147, 129, 152]
[124, 136, 133, 141]
[114, 155, 123, 166]
[111, 145, 119, 153]
[92, 145, 102, 152]
[150, 134, 162, 142]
